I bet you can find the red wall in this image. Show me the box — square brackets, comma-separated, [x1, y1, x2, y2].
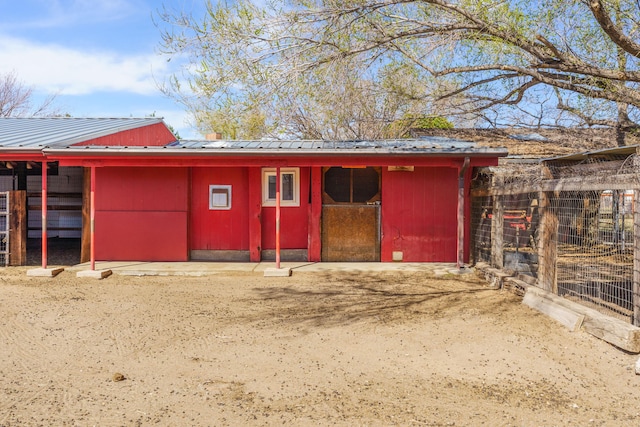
[190, 167, 249, 250]
[261, 167, 310, 250]
[72, 123, 176, 147]
[94, 167, 189, 261]
[381, 167, 458, 262]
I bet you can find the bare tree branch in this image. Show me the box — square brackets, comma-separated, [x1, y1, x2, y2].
[0, 71, 58, 117]
[588, 0, 640, 58]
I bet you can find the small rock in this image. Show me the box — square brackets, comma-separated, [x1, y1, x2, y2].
[635, 358, 640, 375]
[112, 372, 126, 382]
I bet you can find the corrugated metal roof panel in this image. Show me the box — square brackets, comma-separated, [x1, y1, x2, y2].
[0, 117, 167, 151]
[172, 137, 485, 153]
[0, 118, 507, 157]
[47, 142, 507, 157]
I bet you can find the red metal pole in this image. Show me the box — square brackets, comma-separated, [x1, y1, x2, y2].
[275, 166, 281, 269]
[90, 166, 96, 271]
[41, 162, 47, 269]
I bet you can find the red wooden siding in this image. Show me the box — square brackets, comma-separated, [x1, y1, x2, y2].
[190, 167, 250, 250]
[308, 166, 322, 261]
[71, 123, 176, 147]
[381, 167, 458, 262]
[94, 167, 189, 261]
[261, 167, 310, 250]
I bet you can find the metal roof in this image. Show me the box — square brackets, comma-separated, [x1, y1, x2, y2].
[543, 145, 639, 163]
[177, 136, 482, 151]
[0, 117, 167, 152]
[0, 118, 507, 158]
[45, 136, 507, 157]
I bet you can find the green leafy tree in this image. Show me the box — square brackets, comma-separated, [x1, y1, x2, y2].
[157, 3, 439, 140]
[158, 0, 640, 139]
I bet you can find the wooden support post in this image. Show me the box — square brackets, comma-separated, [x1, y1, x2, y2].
[491, 195, 504, 268]
[248, 167, 262, 262]
[275, 166, 281, 269]
[308, 166, 322, 262]
[537, 191, 559, 293]
[8, 190, 26, 266]
[457, 157, 470, 268]
[41, 161, 47, 269]
[634, 189, 640, 326]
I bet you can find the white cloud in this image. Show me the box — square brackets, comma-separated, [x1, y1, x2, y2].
[2, 0, 137, 30]
[0, 35, 172, 96]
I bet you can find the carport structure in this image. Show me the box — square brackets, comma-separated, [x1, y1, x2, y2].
[0, 117, 176, 268]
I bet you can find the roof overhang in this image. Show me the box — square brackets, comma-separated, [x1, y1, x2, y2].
[44, 146, 507, 168]
[0, 149, 47, 162]
[44, 146, 507, 156]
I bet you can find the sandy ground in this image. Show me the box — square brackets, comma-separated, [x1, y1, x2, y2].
[1, 268, 639, 426]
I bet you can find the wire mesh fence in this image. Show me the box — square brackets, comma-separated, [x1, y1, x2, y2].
[554, 190, 635, 322]
[470, 159, 639, 325]
[502, 192, 540, 278]
[471, 195, 492, 264]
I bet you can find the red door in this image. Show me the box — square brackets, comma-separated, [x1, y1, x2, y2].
[381, 167, 458, 262]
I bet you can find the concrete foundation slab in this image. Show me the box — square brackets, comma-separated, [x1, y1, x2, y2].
[263, 267, 292, 277]
[65, 261, 458, 276]
[27, 267, 64, 277]
[77, 269, 112, 279]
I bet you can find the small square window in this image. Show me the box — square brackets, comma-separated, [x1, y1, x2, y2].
[262, 168, 300, 207]
[209, 185, 232, 210]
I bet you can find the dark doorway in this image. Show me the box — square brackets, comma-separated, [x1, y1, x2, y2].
[321, 167, 381, 261]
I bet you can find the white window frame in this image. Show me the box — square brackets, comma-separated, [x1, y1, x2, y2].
[262, 167, 300, 207]
[209, 185, 232, 210]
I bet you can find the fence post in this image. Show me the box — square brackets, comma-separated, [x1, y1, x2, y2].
[537, 191, 558, 293]
[491, 195, 503, 268]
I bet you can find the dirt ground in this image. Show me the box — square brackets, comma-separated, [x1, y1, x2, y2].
[1, 268, 640, 426]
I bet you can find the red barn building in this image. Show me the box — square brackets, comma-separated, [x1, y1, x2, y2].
[0, 118, 506, 266]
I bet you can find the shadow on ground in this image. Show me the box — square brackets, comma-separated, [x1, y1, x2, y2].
[250, 272, 503, 328]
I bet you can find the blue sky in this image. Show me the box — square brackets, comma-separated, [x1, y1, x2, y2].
[0, 0, 202, 139]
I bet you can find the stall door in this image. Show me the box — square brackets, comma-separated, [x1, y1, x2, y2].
[321, 167, 381, 261]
